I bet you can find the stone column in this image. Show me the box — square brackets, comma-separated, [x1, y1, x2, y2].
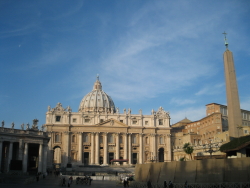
[151, 134, 156, 161]
[123, 133, 128, 165]
[64, 131, 70, 165]
[103, 133, 108, 165]
[78, 132, 83, 164]
[166, 134, 171, 162]
[0, 141, 2, 171]
[18, 139, 23, 160]
[7, 142, 13, 172]
[43, 144, 48, 173]
[139, 133, 143, 164]
[95, 133, 100, 165]
[38, 144, 43, 172]
[23, 143, 28, 172]
[116, 133, 120, 165]
[90, 132, 95, 164]
[128, 134, 132, 165]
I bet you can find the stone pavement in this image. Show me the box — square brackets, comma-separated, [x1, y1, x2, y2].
[0, 174, 126, 188]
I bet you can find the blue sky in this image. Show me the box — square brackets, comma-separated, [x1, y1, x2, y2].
[1, 0, 250, 128]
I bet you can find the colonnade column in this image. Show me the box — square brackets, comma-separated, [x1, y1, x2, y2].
[38, 144, 43, 172]
[123, 133, 128, 165]
[7, 142, 13, 172]
[78, 132, 83, 164]
[116, 133, 120, 165]
[22, 143, 28, 172]
[90, 132, 95, 165]
[43, 145, 48, 173]
[128, 133, 132, 165]
[139, 133, 143, 164]
[95, 133, 100, 165]
[18, 139, 23, 160]
[0, 141, 2, 171]
[103, 133, 108, 165]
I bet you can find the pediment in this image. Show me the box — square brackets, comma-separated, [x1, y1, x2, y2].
[96, 118, 128, 127]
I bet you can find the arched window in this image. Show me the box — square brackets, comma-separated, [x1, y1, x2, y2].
[72, 135, 76, 143]
[55, 134, 60, 142]
[83, 134, 89, 142]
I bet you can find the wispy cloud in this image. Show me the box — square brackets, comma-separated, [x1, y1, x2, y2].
[170, 98, 196, 106]
[195, 83, 224, 96]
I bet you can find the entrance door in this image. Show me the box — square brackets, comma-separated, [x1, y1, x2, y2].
[108, 153, 114, 164]
[84, 153, 89, 165]
[99, 157, 103, 165]
[132, 153, 137, 164]
[158, 148, 164, 162]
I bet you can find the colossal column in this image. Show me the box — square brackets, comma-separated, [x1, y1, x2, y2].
[90, 132, 95, 164]
[151, 134, 156, 160]
[115, 133, 120, 164]
[103, 133, 108, 165]
[22, 143, 28, 172]
[223, 33, 243, 138]
[166, 134, 171, 162]
[63, 131, 70, 165]
[123, 133, 128, 165]
[78, 132, 83, 164]
[95, 132, 100, 165]
[128, 134, 132, 165]
[139, 133, 143, 164]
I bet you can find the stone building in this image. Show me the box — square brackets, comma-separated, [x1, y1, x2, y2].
[171, 103, 250, 161]
[45, 77, 171, 169]
[0, 122, 49, 173]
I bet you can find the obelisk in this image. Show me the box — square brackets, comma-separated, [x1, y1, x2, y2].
[223, 32, 243, 138]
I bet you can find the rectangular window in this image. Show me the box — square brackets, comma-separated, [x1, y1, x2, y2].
[100, 136, 103, 143]
[85, 119, 90, 123]
[159, 119, 163, 125]
[72, 118, 77, 123]
[120, 120, 123, 123]
[100, 119, 104, 123]
[244, 130, 248, 134]
[132, 120, 137, 124]
[56, 116, 61, 122]
[145, 121, 148, 125]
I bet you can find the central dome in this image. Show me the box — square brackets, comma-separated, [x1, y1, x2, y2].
[78, 76, 115, 113]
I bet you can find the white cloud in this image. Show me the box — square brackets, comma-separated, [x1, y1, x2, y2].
[170, 98, 196, 106]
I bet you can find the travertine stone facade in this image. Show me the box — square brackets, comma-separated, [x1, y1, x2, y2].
[45, 78, 171, 168]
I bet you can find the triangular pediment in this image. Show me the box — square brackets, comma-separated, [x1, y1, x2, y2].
[96, 118, 128, 127]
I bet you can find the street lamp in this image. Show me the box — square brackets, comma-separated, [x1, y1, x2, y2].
[203, 139, 220, 158]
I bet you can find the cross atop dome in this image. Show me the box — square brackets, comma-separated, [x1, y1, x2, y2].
[93, 75, 102, 90]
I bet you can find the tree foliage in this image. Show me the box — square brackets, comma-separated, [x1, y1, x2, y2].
[183, 143, 194, 160]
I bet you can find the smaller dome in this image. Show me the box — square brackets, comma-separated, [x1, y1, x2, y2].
[78, 76, 115, 113]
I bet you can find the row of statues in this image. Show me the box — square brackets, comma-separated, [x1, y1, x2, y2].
[1, 120, 45, 131]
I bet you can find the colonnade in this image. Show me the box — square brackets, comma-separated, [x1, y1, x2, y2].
[0, 141, 47, 173]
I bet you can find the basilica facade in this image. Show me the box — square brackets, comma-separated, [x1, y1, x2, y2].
[45, 77, 171, 168]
